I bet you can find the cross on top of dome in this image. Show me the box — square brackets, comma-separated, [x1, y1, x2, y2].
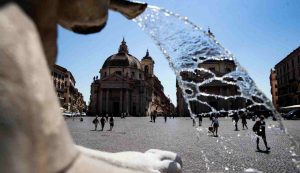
[118, 37, 129, 54]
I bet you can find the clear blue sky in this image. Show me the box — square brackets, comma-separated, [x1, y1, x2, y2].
[57, 0, 300, 106]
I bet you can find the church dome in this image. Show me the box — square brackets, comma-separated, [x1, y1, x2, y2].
[102, 39, 141, 70]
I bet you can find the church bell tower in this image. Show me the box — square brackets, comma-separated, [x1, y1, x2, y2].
[141, 49, 154, 77]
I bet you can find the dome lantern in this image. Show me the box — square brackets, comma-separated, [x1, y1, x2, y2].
[118, 38, 129, 54]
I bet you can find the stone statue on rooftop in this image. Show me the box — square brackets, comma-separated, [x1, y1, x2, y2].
[0, 0, 182, 173]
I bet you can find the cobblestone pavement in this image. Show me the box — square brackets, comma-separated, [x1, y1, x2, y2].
[66, 117, 300, 173]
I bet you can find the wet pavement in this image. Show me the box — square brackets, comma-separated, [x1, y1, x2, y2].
[66, 117, 300, 173]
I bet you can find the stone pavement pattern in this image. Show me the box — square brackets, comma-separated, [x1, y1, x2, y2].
[66, 117, 300, 173]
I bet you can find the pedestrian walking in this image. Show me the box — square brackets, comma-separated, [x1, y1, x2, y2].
[150, 113, 153, 122]
[232, 112, 239, 131]
[198, 114, 202, 126]
[192, 118, 196, 126]
[153, 111, 157, 123]
[105, 114, 109, 121]
[253, 115, 270, 151]
[92, 116, 99, 131]
[100, 116, 106, 131]
[109, 116, 114, 131]
[211, 115, 219, 137]
[241, 112, 248, 129]
[164, 114, 167, 123]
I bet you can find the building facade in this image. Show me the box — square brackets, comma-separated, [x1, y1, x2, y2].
[88, 39, 172, 116]
[269, 69, 279, 110]
[51, 64, 86, 112]
[274, 46, 300, 108]
[176, 59, 243, 116]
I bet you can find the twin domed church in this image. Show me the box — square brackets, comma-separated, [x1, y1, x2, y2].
[88, 39, 173, 116]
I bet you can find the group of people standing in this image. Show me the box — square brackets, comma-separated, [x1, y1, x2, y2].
[150, 112, 157, 123]
[120, 112, 128, 119]
[150, 112, 175, 123]
[92, 114, 114, 131]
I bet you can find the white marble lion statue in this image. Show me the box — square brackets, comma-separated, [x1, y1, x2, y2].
[0, 0, 182, 173]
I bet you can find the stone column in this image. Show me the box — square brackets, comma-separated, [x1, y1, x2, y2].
[126, 89, 129, 113]
[95, 86, 99, 114]
[106, 89, 109, 114]
[99, 89, 102, 114]
[120, 90, 123, 114]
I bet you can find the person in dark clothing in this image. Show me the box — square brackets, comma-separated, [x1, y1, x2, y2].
[150, 113, 153, 122]
[253, 115, 270, 151]
[100, 116, 106, 131]
[232, 112, 239, 131]
[211, 116, 219, 137]
[164, 114, 167, 123]
[198, 114, 202, 126]
[109, 116, 114, 131]
[153, 112, 157, 123]
[241, 112, 248, 129]
[92, 116, 99, 131]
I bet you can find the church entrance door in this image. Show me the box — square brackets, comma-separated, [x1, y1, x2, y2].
[132, 104, 136, 116]
[113, 102, 120, 116]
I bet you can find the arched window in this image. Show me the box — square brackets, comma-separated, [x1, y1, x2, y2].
[145, 65, 149, 74]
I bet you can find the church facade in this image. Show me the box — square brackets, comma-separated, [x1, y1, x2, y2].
[88, 39, 172, 116]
